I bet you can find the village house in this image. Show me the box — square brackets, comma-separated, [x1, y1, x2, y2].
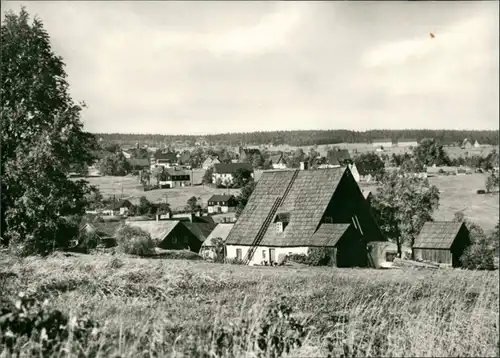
[207, 194, 237, 214]
[413, 221, 472, 267]
[128, 158, 150, 171]
[270, 152, 288, 169]
[202, 156, 221, 169]
[372, 139, 393, 149]
[78, 221, 121, 248]
[461, 138, 473, 149]
[150, 151, 178, 169]
[238, 146, 261, 163]
[126, 215, 216, 253]
[326, 148, 351, 166]
[199, 223, 234, 260]
[473, 140, 481, 148]
[212, 163, 254, 187]
[225, 167, 386, 266]
[158, 167, 191, 188]
[396, 139, 419, 148]
[98, 199, 134, 216]
[177, 152, 192, 168]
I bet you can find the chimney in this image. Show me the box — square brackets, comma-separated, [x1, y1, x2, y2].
[300, 162, 309, 171]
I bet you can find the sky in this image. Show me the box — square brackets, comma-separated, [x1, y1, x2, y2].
[2, 1, 499, 135]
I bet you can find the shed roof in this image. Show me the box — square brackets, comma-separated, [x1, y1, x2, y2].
[125, 220, 180, 241]
[213, 163, 253, 174]
[413, 221, 465, 249]
[327, 149, 351, 165]
[202, 223, 234, 247]
[226, 167, 346, 247]
[182, 222, 216, 242]
[208, 194, 235, 202]
[86, 221, 123, 238]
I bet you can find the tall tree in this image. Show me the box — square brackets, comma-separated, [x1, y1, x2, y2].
[1, 8, 98, 252]
[413, 138, 450, 166]
[371, 171, 440, 257]
[354, 152, 385, 179]
[233, 168, 253, 188]
[235, 181, 257, 218]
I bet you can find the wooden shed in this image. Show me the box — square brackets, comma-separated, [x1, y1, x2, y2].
[413, 222, 471, 267]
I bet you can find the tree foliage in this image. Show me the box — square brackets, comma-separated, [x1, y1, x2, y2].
[371, 171, 440, 257]
[1, 8, 98, 252]
[186, 196, 202, 214]
[95, 129, 500, 148]
[413, 138, 450, 167]
[235, 180, 257, 218]
[202, 167, 213, 184]
[233, 168, 253, 188]
[354, 152, 385, 178]
[98, 151, 131, 176]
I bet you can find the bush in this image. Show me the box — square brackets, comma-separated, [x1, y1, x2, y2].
[116, 225, 155, 256]
[226, 258, 245, 265]
[460, 237, 496, 270]
[288, 248, 334, 266]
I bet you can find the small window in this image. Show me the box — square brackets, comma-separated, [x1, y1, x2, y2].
[236, 249, 242, 260]
[262, 250, 266, 259]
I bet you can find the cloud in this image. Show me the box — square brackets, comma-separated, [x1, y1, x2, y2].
[2, 1, 498, 134]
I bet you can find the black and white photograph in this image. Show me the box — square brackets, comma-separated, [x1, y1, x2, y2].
[1, 1, 499, 357]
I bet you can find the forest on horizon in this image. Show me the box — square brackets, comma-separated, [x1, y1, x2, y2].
[94, 129, 500, 147]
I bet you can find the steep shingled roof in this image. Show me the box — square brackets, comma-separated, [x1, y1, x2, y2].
[413, 222, 466, 249]
[226, 168, 346, 247]
[202, 223, 234, 247]
[208, 194, 235, 203]
[125, 220, 180, 241]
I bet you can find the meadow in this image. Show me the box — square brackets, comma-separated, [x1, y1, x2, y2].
[1, 253, 498, 357]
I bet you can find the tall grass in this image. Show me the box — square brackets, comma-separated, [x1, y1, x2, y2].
[1, 253, 498, 357]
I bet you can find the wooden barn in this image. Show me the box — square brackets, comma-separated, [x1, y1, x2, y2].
[225, 167, 386, 266]
[413, 222, 472, 267]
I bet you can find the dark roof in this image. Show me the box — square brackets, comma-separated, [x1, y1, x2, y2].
[226, 168, 346, 246]
[208, 194, 235, 202]
[165, 168, 191, 176]
[86, 222, 123, 238]
[413, 222, 466, 249]
[154, 152, 177, 161]
[270, 153, 287, 164]
[327, 149, 351, 165]
[213, 163, 253, 174]
[128, 158, 150, 167]
[182, 222, 217, 242]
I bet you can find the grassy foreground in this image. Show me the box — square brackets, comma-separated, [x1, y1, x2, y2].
[1, 253, 498, 357]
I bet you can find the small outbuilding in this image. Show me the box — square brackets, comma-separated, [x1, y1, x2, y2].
[200, 223, 234, 260]
[413, 221, 472, 267]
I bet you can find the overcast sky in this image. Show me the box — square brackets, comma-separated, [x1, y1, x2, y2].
[2, 1, 499, 134]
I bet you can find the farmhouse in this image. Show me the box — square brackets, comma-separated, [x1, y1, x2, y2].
[225, 167, 386, 266]
[397, 139, 418, 148]
[372, 139, 393, 149]
[461, 138, 473, 149]
[413, 221, 472, 267]
[202, 156, 221, 169]
[199, 223, 234, 260]
[79, 221, 121, 248]
[238, 146, 261, 163]
[128, 158, 150, 171]
[207, 194, 237, 214]
[104, 199, 134, 216]
[150, 151, 178, 169]
[212, 163, 254, 186]
[125, 219, 215, 253]
[158, 168, 191, 188]
[326, 148, 351, 167]
[270, 152, 288, 169]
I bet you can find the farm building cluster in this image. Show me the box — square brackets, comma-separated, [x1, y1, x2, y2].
[79, 163, 474, 269]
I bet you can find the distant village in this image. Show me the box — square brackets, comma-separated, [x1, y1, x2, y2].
[74, 135, 499, 269]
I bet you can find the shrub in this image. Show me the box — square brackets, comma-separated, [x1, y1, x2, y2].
[226, 257, 245, 265]
[116, 225, 155, 256]
[460, 237, 496, 270]
[288, 248, 334, 266]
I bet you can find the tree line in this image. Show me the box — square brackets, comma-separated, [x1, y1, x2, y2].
[95, 129, 499, 148]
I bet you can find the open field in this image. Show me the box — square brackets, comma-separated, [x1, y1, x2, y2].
[360, 173, 499, 232]
[83, 175, 241, 211]
[246, 143, 499, 157]
[0, 253, 498, 357]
